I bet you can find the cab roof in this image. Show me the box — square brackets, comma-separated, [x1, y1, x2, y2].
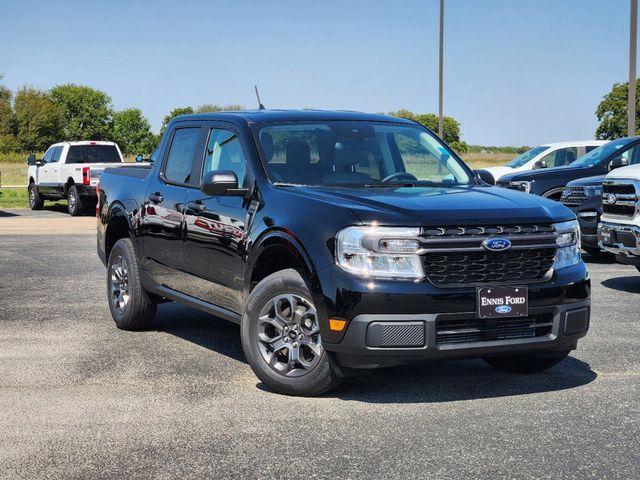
[169, 109, 418, 126]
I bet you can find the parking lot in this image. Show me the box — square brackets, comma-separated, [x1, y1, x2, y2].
[0, 210, 638, 479]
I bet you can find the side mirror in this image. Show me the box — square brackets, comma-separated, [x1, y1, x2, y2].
[609, 156, 628, 171]
[135, 154, 144, 163]
[200, 170, 244, 196]
[534, 159, 548, 169]
[27, 154, 36, 166]
[473, 169, 495, 185]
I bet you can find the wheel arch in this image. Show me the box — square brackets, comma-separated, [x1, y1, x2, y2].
[245, 230, 322, 301]
[104, 204, 134, 260]
[64, 177, 75, 195]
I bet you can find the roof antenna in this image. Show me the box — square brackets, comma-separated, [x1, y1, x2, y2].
[254, 85, 265, 110]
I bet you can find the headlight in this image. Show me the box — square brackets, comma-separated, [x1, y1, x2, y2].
[335, 226, 424, 280]
[509, 180, 532, 193]
[553, 220, 581, 269]
[583, 185, 602, 197]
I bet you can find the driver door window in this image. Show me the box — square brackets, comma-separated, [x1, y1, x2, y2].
[203, 128, 247, 186]
[539, 147, 577, 168]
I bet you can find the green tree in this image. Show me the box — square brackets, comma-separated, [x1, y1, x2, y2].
[595, 80, 640, 139]
[112, 108, 155, 155]
[13, 87, 63, 151]
[388, 109, 467, 153]
[160, 106, 194, 135]
[0, 84, 13, 136]
[50, 84, 113, 140]
[195, 103, 244, 113]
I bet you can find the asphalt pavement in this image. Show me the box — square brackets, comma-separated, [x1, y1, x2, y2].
[0, 211, 638, 479]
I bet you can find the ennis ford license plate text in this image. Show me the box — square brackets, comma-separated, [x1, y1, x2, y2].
[477, 287, 528, 319]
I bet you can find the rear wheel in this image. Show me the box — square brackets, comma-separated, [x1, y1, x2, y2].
[241, 269, 341, 396]
[107, 238, 157, 330]
[28, 183, 44, 210]
[67, 185, 84, 216]
[483, 351, 570, 373]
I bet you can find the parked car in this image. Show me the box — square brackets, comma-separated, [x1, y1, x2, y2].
[482, 141, 607, 184]
[598, 163, 640, 272]
[27, 141, 144, 215]
[97, 110, 590, 396]
[561, 175, 608, 257]
[497, 137, 640, 200]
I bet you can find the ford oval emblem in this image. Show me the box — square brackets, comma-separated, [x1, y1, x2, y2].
[606, 193, 617, 205]
[483, 237, 512, 252]
[495, 305, 512, 314]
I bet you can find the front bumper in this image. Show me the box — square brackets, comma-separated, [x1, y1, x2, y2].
[317, 263, 590, 370]
[564, 200, 601, 249]
[598, 222, 640, 264]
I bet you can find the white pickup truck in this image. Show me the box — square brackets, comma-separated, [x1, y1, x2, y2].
[598, 163, 640, 273]
[28, 141, 130, 215]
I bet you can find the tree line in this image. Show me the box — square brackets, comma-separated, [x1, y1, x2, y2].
[0, 80, 469, 156]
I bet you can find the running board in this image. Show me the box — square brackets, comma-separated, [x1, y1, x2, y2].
[146, 282, 242, 325]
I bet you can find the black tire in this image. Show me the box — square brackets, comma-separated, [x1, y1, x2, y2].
[107, 238, 157, 330]
[28, 183, 44, 210]
[241, 269, 341, 396]
[583, 247, 613, 260]
[483, 351, 570, 373]
[67, 185, 84, 216]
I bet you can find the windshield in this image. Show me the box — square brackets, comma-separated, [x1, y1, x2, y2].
[570, 138, 637, 167]
[255, 121, 472, 187]
[505, 146, 549, 168]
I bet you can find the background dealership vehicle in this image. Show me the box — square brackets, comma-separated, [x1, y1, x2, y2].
[561, 175, 610, 257]
[481, 141, 606, 184]
[598, 163, 640, 272]
[497, 137, 640, 200]
[27, 141, 131, 215]
[97, 110, 590, 396]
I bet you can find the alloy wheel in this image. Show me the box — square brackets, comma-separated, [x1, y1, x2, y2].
[256, 293, 323, 377]
[110, 254, 130, 314]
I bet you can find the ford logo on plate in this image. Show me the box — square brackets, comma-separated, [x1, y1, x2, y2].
[605, 193, 617, 205]
[483, 237, 512, 252]
[495, 305, 512, 314]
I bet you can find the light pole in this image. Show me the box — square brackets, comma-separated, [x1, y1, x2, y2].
[438, 0, 444, 138]
[629, 0, 637, 137]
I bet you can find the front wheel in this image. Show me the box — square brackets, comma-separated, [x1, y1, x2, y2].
[241, 269, 341, 396]
[483, 351, 570, 373]
[28, 183, 44, 210]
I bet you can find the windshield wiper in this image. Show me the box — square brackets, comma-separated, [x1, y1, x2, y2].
[364, 180, 443, 188]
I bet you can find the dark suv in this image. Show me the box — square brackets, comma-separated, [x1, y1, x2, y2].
[97, 110, 590, 396]
[497, 137, 640, 199]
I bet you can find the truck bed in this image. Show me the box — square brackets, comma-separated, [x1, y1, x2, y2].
[103, 164, 152, 180]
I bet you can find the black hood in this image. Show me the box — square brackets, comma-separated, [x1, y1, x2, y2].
[278, 184, 575, 225]
[500, 164, 596, 183]
[566, 175, 606, 187]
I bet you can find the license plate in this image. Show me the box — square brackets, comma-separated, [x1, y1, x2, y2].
[477, 286, 528, 319]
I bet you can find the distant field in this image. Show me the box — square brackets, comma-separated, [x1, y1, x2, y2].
[0, 152, 513, 208]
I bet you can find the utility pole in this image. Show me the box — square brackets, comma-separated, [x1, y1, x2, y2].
[629, 0, 637, 136]
[438, 0, 444, 138]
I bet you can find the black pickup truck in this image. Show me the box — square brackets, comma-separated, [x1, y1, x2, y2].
[97, 110, 590, 396]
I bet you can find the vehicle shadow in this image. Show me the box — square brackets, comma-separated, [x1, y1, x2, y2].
[602, 275, 640, 294]
[582, 252, 615, 265]
[0, 210, 19, 217]
[157, 304, 597, 404]
[154, 302, 245, 363]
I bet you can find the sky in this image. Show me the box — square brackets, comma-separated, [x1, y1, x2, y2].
[0, 0, 634, 146]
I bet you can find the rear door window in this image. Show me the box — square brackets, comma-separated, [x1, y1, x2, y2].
[163, 128, 201, 185]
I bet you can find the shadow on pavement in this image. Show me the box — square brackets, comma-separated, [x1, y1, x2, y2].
[602, 275, 640, 294]
[157, 304, 597, 404]
[582, 252, 615, 265]
[0, 210, 19, 217]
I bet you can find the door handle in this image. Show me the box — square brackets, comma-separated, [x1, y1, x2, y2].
[186, 200, 205, 213]
[149, 192, 163, 204]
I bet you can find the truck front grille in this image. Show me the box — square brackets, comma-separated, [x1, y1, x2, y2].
[561, 186, 587, 207]
[602, 182, 638, 217]
[420, 224, 557, 287]
[436, 313, 554, 345]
